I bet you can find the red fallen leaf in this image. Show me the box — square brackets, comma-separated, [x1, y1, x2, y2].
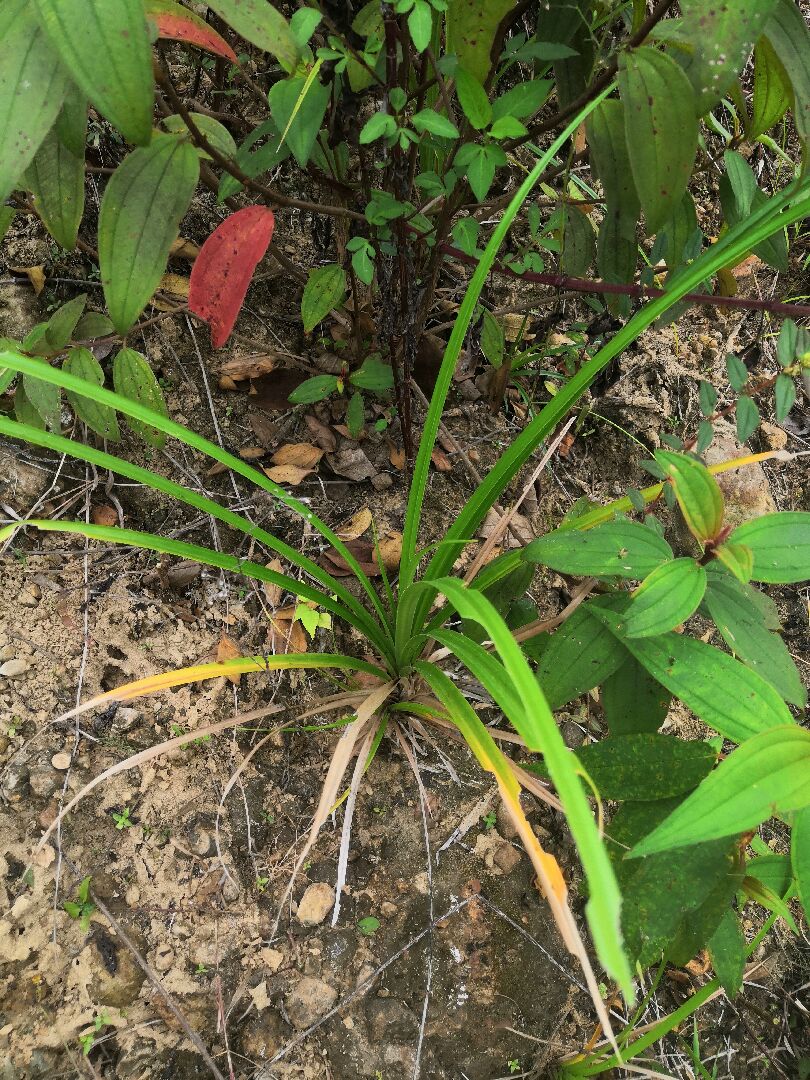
[189, 206, 276, 348]
[147, 1, 238, 63]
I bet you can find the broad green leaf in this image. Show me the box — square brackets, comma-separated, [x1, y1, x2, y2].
[287, 374, 340, 404]
[55, 84, 87, 157]
[346, 391, 364, 439]
[792, 806, 810, 923]
[205, 0, 299, 73]
[112, 348, 169, 448]
[735, 397, 760, 443]
[163, 114, 238, 161]
[601, 655, 671, 736]
[679, 0, 778, 115]
[655, 450, 724, 544]
[408, 0, 432, 53]
[74, 312, 115, 340]
[99, 135, 199, 335]
[590, 603, 794, 743]
[704, 565, 807, 708]
[587, 100, 639, 284]
[775, 373, 796, 422]
[0, 1, 70, 205]
[750, 35, 792, 138]
[659, 191, 698, 268]
[746, 853, 793, 898]
[218, 119, 290, 202]
[719, 151, 789, 272]
[301, 265, 346, 333]
[726, 349, 750, 391]
[553, 14, 594, 110]
[713, 542, 754, 584]
[618, 47, 699, 235]
[455, 143, 505, 202]
[27, 125, 84, 251]
[446, 0, 516, 84]
[559, 205, 595, 277]
[535, 603, 626, 710]
[268, 74, 331, 168]
[454, 67, 492, 131]
[22, 366, 61, 432]
[44, 294, 87, 353]
[524, 519, 673, 579]
[411, 110, 459, 140]
[608, 798, 743, 968]
[62, 348, 120, 440]
[708, 908, 746, 997]
[699, 379, 718, 416]
[729, 511, 810, 584]
[480, 310, 505, 368]
[0, 207, 14, 245]
[349, 357, 393, 392]
[630, 726, 810, 856]
[762, 0, 810, 146]
[491, 79, 551, 122]
[625, 558, 706, 638]
[14, 383, 47, 430]
[574, 734, 716, 802]
[32, 0, 153, 146]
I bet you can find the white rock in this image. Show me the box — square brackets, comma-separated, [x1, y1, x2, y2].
[296, 882, 335, 927]
[0, 659, 28, 678]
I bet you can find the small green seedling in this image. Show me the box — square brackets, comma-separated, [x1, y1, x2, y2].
[112, 807, 133, 830]
[357, 916, 380, 936]
[64, 876, 95, 932]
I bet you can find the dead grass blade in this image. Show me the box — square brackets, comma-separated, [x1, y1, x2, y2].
[332, 723, 377, 926]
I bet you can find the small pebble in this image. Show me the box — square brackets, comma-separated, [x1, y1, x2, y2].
[296, 881, 335, 927]
[51, 752, 71, 771]
[0, 658, 28, 678]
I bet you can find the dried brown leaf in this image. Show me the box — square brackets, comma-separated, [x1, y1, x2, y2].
[271, 442, 324, 468]
[92, 504, 118, 527]
[431, 448, 452, 472]
[239, 446, 265, 460]
[263, 558, 285, 608]
[304, 413, 337, 452]
[10, 264, 45, 295]
[388, 441, 406, 470]
[170, 236, 200, 261]
[327, 447, 376, 482]
[220, 353, 278, 381]
[263, 464, 315, 485]
[336, 507, 372, 541]
[216, 633, 242, 685]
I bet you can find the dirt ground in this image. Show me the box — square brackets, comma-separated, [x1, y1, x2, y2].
[2, 154, 809, 1079]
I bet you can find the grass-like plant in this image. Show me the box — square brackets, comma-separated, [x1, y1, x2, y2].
[3, 116, 810, 1068]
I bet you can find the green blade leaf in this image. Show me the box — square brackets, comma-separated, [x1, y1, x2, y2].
[618, 46, 698, 235]
[63, 347, 120, 440]
[792, 806, 810, 923]
[44, 294, 87, 352]
[762, 0, 810, 147]
[534, 603, 626, 711]
[589, 604, 794, 743]
[205, 0, 299, 73]
[654, 450, 724, 544]
[624, 558, 707, 639]
[630, 726, 810, 857]
[112, 348, 169, 448]
[749, 35, 792, 138]
[418, 577, 633, 997]
[26, 123, 85, 251]
[99, 134, 199, 335]
[55, 83, 88, 157]
[0, 0, 70, 204]
[601, 655, 671, 736]
[678, 0, 778, 115]
[32, 0, 153, 146]
[524, 519, 673, 579]
[702, 564, 805, 707]
[774, 373, 796, 422]
[728, 511, 810, 584]
[301, 264, 346, 333]
[573, 734, 717, 801]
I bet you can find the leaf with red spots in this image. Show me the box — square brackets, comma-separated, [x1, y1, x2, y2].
[189, 207, 275, 348]
[146, 0, 238, 62]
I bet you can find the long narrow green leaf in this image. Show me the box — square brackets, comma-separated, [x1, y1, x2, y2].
[413, 577, 633, 999]
[0, 349, 391, 636]
[0, 415, 394, 663]
[404, 174, 810, 637]
[400, 85, 615, 591]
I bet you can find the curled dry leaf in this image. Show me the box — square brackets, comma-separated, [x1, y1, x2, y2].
[336, 507, 372, 541]
[388, 441, 406, 470]
[218, 375, 239, 391]
[147, 1, 238, 62]
[320, 530, 402, 576]
[263, 558, 285, 608]
[216, 633, 242, 685]
[219, 353, 278, 381]
[304, 413, 337, 452]
[267, 606, 308, 655]
[92, 504, 119, 527]
[270, 442, 324, 469]
[170, 236, 200, 261]
[264, 464, 315, 485]
[9, 264, 46, 296]
[431, 448, 453, 473]
[377, 530, 403, 573]
[248, 411, 277, 447]
[328, 447, 376, 482]
[189, 206, 276, 348]
[480, 508, 534, 549]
